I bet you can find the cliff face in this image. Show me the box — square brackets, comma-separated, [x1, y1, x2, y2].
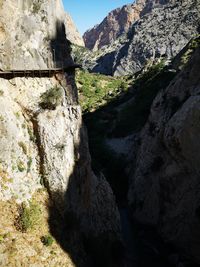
[0, 0, 120, 265]
[0, 0, 83, 70]
[83, 0, 146, 51]
[113, 0, 200, 76]
[129, 42, 200, 262]
[65, 13, 85, 47]
[80, 0, 200, 76]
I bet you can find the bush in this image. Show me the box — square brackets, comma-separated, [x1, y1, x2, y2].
[16, 201, 42, 232]
[39, 86, 63, 110]
[41, 235, 54, 246]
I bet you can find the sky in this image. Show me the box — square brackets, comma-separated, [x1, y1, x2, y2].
[63, 0, 134, 36]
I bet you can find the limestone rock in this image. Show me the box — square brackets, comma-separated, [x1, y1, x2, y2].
[0, 0, 73, 70]
[65, 13, 85, 46]
[83, 0, 146, 51]
[83, 0, 200, 76]
[128, 45, 200, 263]
[0, 0, 120, 243]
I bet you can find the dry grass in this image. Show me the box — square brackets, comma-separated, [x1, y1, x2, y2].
[0, 190, 75, 267]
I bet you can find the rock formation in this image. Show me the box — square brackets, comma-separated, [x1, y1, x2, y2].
[83, 0, 146, 51]
[65, 12, 85, 47]
[0, 0, 120, 265]
[129, 41, 200, 263]
[0, 0, 84, 70]
[80, 0, 200, 76]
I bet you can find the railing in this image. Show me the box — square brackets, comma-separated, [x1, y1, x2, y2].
[0, 64, 81, 79]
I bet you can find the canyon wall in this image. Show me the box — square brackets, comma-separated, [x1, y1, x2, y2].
[129, 42, 200, 263]
[80, 0, 200, 76]
[0, 1, 120, 265]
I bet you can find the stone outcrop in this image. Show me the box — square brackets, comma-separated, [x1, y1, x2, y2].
[128, 43, 200, 263]
[0, 0, 120, 258]
[81, 0, 200, 76]
[83, 0, 146, 51]
[65, 13, 85, 47]
[0, 0, 84, 70]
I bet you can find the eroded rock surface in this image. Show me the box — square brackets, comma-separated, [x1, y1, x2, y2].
[0, 1, 120, 262]
[81, 0, 200, 76]
[129, 45, 200, 263]
[65, 12, 85, 47]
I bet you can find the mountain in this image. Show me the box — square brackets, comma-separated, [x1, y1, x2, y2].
[83, 0, 146, 51]
[77, 0, 200, 76]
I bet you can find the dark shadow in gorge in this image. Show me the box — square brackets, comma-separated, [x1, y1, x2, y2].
[82, 62, 195, 266]
[47, 21, 124, 267]
[84, 64, 177, 207]
[47, 125, 125, 267]
[47, 21, 199, 267]
[50, 21, 74, 68]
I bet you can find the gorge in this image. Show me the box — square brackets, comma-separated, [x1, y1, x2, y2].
[0, 0, 200, 267]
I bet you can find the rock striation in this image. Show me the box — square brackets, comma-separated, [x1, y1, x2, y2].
[128, 42, 200, 263]
[83, 0, 146, 51]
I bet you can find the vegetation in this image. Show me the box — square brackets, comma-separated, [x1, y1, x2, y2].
[79, 61, 176, 201]
[39, 86, 63, 110]
[76, 70, 129, 113]
[71, 44, 91, 64]
[176, 35, 200, 69]
[32, 2, 41, 14]
[112, 61, 176, 136]
[16, 201, 42, 232]
[41, 235, 54, 246]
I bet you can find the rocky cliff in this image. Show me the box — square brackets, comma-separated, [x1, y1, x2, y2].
[129, 40, 200, 263]
[0, 1, 120, 265]
[79, 0, 200, 76]
[0, 0, 83, 70]
[65, 12, 85, 47]
[83, 0, 146, 51]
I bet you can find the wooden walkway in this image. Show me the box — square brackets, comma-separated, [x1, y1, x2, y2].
[0, 64, 81, 79]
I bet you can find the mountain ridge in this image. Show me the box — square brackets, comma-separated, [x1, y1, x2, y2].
[83, 0, 146, 51]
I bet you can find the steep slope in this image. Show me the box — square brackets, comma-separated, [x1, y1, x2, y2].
[83, 0, 145, 51]
[0, 1, 120, 266]
[129, 39, 200, 263]
[65, 12, 85, 46]
[80, 0, 200, 76]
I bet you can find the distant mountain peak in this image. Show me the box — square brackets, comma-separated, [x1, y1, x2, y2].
[83, 0, 146, 51]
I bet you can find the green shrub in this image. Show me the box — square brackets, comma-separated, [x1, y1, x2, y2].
[32, 2, 41, 13]
[76, 70, 130, 113]
[39, 86, 63, 110]
[16, 201, 42, 232]
[41, 235, 54, 246]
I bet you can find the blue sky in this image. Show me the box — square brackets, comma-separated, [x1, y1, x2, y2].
[63, 0, 134, 35]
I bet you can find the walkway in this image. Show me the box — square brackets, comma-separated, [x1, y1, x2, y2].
[0, 64, 81, 79]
